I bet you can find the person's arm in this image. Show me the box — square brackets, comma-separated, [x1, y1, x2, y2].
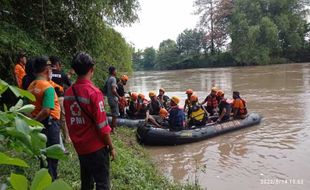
[110, 77, 121, 99]
[102, 133, 116, 161]
[200, 97, 207, 105]
[91, 92, 116, 160]
[218, 108, 227, 122]
[34, 87, 55, 121]
[49, 81, 64, 93]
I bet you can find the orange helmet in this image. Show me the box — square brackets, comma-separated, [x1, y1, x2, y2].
[138, 93, 145, 100]
[216, 90, 224, 97]
[190, 94, 198, 102]
[121, 75, 129, 82]
[186, 89, 193, 95]
[131, 92, 138, 101]
[211, 87, 218, 92]
[159, 108, 168, 118]
[171, 96, 180, 105]
[149, 91, 156, 97]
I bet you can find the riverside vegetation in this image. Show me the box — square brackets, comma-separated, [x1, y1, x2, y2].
[0, 81, 201, 189]
[133, 0, 310, 70]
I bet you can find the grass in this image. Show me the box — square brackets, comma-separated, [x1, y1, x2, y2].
[1, 127, 201, 190]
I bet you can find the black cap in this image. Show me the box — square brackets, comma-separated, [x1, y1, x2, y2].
[33, 56, 51, 74]
[71, 52, 95, 76]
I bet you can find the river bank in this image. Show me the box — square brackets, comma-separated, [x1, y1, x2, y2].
[0, 127, 200, 190]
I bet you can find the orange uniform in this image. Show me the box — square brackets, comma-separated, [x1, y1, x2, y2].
[233, 98, 247, 117]
[14, 63, 26, 88]
[28, 79, 60, 120]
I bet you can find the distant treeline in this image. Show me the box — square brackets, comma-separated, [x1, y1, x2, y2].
[0, 0, 140, 84]
[133, 0, 310, 71]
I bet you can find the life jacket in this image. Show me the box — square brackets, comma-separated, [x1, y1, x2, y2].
[234, 98, 247, 115]
[189, 105, 206, 122]
[206, 94, 218, 108]
[118, 96, 128, 109]
[137, 98, 148, 112]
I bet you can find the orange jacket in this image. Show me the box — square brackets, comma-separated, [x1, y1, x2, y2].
[14, 63, 26, 88]
[28, 79, 60, 120]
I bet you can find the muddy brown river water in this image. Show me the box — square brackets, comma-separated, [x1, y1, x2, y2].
[126, 63, 310, 190]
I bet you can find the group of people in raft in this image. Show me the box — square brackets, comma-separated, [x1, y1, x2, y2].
[116, 75, 248, 131]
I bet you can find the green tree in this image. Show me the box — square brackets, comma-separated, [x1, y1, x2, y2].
[229, 0, 309, 64]
[142, 47, 156, 70]
[176, 29, 204, 55]
[155, 39, 180, 70]
[0, 0, 139, 83]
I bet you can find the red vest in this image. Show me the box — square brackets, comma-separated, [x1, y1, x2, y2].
[64, 79, 111, 155]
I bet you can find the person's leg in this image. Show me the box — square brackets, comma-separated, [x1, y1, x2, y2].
[147, 115, 161, 128]
[45, 119, 60, 180]
[81, 148, 110, 190]
[79, 154, 95, 190]
[108, 99, 119, 132]
[91, 148, 110, 190]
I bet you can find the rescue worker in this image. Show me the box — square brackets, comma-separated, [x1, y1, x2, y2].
[50, 56, 71, 143]
[117, 75, 128, 118]
[146, 91, 163, 116]
[169, 96, 185, 131]
[126, 92, 139, 118]
[187, 94, 207, 127]
[27, 57, 60, 180]
[106, 66, 121, 132]
[147, 108, 169, 128]
[217, 90, 232, 123]
[201, 87, 219, 116]
[158, 88, 170, 109]
[14, 52, 27, 88]
[136, 93, 148, 118]
[232, 91, 247, 119]
[184, 89, 194, 112]
[64, 52, 115, 190]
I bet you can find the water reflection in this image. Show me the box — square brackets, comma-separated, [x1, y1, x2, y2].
[126, 63, 310, 189]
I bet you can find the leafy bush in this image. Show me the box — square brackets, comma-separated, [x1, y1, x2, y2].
[0, 79, 71, 190]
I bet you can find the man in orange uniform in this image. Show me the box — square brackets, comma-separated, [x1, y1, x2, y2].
[201, 87, 219, 116]
[232, 91, 248, 119]
[14, 52, 27, 88]
[64, 52, 115, 190]
[27, 57, 60, 180]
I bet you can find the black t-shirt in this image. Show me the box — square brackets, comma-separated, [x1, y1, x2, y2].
[147, 100, 162, 115]
[218, 100, 231, 117]
[117, 83, 125, 97]
[51, 69, 71, 88]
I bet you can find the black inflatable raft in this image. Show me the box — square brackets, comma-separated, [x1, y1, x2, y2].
[136, 113, 262, 146]
[107, 116, 145, 128]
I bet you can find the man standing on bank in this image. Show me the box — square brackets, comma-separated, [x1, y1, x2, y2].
[106, 66, 121, 132]
[64, 52, 116, 190]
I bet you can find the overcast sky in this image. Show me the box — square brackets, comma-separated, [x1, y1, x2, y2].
[115, 0, 199, 50]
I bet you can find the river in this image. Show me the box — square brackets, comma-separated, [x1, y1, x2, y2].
[126, 63, 310, 190]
